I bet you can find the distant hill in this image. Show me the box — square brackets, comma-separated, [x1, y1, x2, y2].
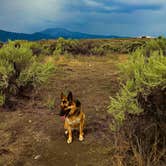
[0, 28, 126, 42]
[0, 30, 51, 42]
[39, 28, 122, 39]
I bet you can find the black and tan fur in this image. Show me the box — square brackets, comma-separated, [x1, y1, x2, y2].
[59, 92, 85, 144]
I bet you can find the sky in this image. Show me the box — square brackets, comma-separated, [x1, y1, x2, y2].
[0, 0, 166, 36]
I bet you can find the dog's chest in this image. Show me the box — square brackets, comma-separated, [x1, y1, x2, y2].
[66, 117, 80, 126]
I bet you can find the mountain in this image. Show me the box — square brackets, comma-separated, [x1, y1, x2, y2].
[39, 28, 121, 39]
[0, 30, 51, 42]
[0, 28, 125, 42]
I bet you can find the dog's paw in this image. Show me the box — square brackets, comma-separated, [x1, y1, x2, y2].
[79, 135, 84, 141]
[65, 130, 68, 135]
[67, 138, 72, 144]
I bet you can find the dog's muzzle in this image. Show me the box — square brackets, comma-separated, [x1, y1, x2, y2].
[59, 107, 71, 117]
[59, 109, 66, 116]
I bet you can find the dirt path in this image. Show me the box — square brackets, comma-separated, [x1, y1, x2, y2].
[0, 55, 127, 166]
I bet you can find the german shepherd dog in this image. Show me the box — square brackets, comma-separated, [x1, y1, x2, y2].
[59, 92, 85, 144]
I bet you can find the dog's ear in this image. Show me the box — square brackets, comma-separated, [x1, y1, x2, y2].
[67, 91, 73, 102]
[61, 92, 64, 99]
[76, 99, 81, 107]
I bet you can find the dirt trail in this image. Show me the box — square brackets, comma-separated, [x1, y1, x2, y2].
[0, 55, 126, 166]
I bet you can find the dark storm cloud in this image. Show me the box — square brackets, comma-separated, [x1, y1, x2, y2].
[0, 0, 166, 36]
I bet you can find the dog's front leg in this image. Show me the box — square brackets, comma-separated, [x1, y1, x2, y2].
[64, 120, 68, 135]
[79, 119, 84, 141]
[67, 126, 72, 144]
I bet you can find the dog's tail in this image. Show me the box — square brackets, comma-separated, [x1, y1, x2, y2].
[75, 99, 81, 107]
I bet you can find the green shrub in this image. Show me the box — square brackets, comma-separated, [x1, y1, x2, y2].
[125, 41, 145, 53]
[142, 38, 166, 56]
[108, 49, 166, 129]
[53, 37, 79, 55]
[90, 46, 105, 56]
[29, 42, 43, 56]
[0, 41, 55, 107]
[103, 44, 120, 53]
[108, 40, 166, 165]
[18, 62, 55, 88]
[37, 38, 147, 56]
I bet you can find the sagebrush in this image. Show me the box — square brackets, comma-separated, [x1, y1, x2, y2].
[108, 39, 166, 166]
[0, 41, 55, 107]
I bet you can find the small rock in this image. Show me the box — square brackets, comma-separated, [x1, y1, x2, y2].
[28, 120, 32, 123]
[64, 152, 68, 155]
[34, 155, 41, 160]
[18, 113, 23, 117]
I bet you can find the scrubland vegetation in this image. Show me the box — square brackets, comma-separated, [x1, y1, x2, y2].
[0, 37, 165, 166]
[108, 37, 166, 166]
[0, 41, 55, 108]
[0, 37, 146, 57]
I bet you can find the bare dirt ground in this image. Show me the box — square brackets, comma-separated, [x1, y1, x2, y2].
[0, 54, 127, 166]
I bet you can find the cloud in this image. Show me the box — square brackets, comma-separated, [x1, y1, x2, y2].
[115, 0, 166, 5]
[0, 0, 166, 36]
[84, 0, 102, 7]
[0, 0, 70, 32]
[65, 0, 165, 14]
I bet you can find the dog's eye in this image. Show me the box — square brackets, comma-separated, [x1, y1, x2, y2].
[63, 101, 67, 104]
